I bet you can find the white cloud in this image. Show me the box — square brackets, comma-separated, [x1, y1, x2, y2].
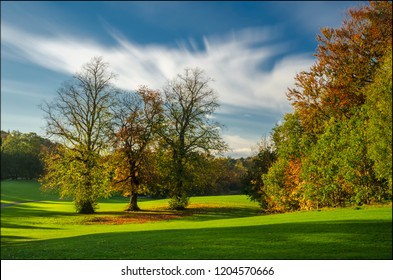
[222, 134, 257, 158]
[1, 23, 315, 157]
[1, 23, 313, 110]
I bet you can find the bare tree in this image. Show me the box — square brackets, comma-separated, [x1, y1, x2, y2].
[111, 86, 163, 211]
[160, 68, 227, 209]
[40, 57, 116, 213]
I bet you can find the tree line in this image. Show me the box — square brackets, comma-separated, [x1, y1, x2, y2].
[247, 1, 392, 212]
[1, 131, 52, 180]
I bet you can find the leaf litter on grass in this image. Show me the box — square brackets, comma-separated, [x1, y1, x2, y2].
[83, 211, 190, 225]
[82, 203, 250, 225]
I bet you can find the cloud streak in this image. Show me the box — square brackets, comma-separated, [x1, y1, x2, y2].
[2, 23, 314, 157]
[2, 23, 313, 110]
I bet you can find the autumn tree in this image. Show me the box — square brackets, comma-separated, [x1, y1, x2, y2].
[110, 86, 163, 211]
[40, 57, 116, 214]
[287, 1, 392, 135]
[261, 112, 307, 212]
[290, 1, 392, 207]
[256, 1, 392, 212]
[160, 68, 227, 209]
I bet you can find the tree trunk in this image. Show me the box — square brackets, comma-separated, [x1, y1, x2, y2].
[79, 200, 95, 214]
[126, 191, 140, 211]
[126, 168, 140, 211]
[169, 153, 189, 210]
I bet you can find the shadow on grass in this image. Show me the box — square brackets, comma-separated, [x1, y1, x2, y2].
[1, 199, 260, 228]
[183, 206, 260, 221]
[86, 205, 260, 224]
[0, 203, 78, 218]
[1, 219, 391, 260]
[1, 235, 36, 245]
[1, 222, 60, 230]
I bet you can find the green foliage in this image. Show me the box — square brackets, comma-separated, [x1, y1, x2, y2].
[40, 146, 111, 213]
[243, 139, 276, 209]
[40, 57, 116, 214]
[271, 112, 307, 159]
[301, 115, 388, 208]
[212, 157, 247, 194]
[160, 68, 227, 209]
[1, 131, 51, 179]
[258, 113, 307, 212]
[365, 49, 393, 190]
[168, 194, 190, 210]
[251, 2, 393, 213]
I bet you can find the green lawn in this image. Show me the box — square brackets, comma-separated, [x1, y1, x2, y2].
[1, 180, 392, 259]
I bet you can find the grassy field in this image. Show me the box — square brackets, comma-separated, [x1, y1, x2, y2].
[1, 180, 392, 260]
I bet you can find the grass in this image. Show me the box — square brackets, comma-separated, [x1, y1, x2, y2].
[1, 180, 392, 259]
[0, 180, 59, 204]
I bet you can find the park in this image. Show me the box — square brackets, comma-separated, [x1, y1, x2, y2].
[1, 180, 391, 259]
[1, 1, 392, 263]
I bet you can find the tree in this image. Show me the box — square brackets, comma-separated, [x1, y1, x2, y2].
[257, 1, 392, 213]
[365, 49, 392, 190]
[261, 113, 306, 212]
[301, 116, 384, 208]
[287, 1, 392, 135]
[160, 68, 227, 209]
[243, 138, 276, 209]
[110, 86, 163, 211]
[1, 131, 52, 179]
[40, 57, 116, 213]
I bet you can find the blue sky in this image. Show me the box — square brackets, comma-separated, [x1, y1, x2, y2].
[1, 1, 364, 158]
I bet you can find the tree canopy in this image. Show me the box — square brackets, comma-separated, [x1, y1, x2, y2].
[248, 1, 392, 212]
[160, 68, 227, 209]
[40, 57, 116, 213]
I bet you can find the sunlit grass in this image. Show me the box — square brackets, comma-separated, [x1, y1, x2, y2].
[1, 180, 392, 259]
[0, 180, 59, 204]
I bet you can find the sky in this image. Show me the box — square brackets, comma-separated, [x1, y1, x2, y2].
[1, 1, 364, 158]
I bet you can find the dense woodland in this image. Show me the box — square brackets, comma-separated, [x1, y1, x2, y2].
[1, 1, 391, 214]
[253, 1, 392, 212]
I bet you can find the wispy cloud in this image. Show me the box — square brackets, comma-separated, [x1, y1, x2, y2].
[1, 79, 49, 99]
[1, 23, 314, 157]
[2, 23, 313, 110]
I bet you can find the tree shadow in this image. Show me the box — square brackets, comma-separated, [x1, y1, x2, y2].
[1, 222, 60, 230]
[90, 205, 260, 224]
[1, 203, 78, 218]
[1, 219, 391, 260]
[1, 235, 36, 245]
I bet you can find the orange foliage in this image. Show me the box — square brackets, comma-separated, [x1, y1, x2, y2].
[287, 1, 392, 134]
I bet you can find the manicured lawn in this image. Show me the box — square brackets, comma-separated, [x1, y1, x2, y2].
[1, 180, 392, 259]
[0, 180, 58, 204]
